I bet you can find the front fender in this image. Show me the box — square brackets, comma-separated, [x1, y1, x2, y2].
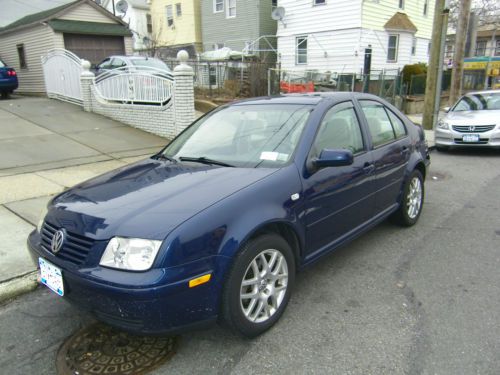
[156, 165, 304, 269]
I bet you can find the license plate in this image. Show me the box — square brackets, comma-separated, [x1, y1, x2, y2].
[462, 134, 479, 142]
[39, 258, 64, 296]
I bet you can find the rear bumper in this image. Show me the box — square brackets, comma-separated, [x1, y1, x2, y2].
[0, 79, 18, 92]
[27, 230, 229, 335]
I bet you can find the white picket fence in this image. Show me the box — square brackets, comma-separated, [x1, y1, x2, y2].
[41, 49, 83, 105]
[93, 67, 174, 106]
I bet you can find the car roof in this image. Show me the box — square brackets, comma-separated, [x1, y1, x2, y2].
[231, 92, 385, 106]
[463, 89, 500, 96]
[109, 55, 160, 61]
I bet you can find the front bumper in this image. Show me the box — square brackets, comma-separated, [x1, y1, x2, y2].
[27, 230, 229, 335]
[435, 127, 500, 148]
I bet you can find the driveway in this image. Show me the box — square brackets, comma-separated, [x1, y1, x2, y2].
[0, 95, 169, 291]
[0, 96, 167, 175]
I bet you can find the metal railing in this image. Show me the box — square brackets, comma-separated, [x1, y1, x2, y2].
[41, 49, 83, 105]
[93, 67, 174, 106]
[268, 68, 404, 107]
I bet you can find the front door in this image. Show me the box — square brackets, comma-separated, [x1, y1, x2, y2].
[303, 101, 376, 260]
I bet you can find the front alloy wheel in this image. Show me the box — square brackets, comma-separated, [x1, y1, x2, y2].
[222, 234, 295, 337]
[240, 249, 289, 323]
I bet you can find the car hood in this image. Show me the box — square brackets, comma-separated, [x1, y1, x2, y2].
[50, 159, 276, 240]
[445, 110, 500, 125]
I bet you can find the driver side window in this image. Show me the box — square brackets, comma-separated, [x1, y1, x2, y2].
[313, 101, 364, 157]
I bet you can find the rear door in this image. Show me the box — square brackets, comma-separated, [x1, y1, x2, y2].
[358, 100, 410, 213]
[303, 101, 376, 258]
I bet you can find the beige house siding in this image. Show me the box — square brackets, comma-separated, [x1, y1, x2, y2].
[59, 3, 116, 23]
[124, 36, 134, 55]
[0, 24, 56, 93]
[362, 0, 434, 39]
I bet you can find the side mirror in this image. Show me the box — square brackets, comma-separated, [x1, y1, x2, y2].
[313, 149, 354, 169]
[443, 106, 450, 113]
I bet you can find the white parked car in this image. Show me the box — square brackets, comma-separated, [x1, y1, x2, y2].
[435, 90, 500, 150]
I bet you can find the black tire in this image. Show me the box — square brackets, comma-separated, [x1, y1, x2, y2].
[391, 169, 424, 227]
[221, 233, 295, 338]
[0, 92, 8, 99]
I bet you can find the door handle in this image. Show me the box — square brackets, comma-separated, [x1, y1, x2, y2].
[401, 146, 410, 155]
[363, 162, 375, 173]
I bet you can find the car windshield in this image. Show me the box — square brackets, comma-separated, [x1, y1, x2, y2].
[161, 104, 313, 168]
[131, 58, 169, 71]
[452, 92, 500, 111]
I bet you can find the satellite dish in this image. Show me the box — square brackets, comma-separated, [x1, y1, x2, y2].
[115, 0, 129, 14]
[271, 6, 285, 21]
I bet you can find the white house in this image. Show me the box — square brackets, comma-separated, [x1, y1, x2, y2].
[276, 0, 435, 74]
[100, 0, 151, 50]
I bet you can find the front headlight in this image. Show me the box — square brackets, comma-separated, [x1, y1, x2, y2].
[37, 205, 49, 233]
[437, 119, 449, 130]
[100, 237, 162, 271]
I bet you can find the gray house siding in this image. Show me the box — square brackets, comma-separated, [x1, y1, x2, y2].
[201, 0, 276, 54]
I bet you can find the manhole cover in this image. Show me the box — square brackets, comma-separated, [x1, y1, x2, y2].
[56, 323, 177, 375]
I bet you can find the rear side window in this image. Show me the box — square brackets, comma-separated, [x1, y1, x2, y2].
[0, 59, 5, 68]
[313, 101, 364, 155]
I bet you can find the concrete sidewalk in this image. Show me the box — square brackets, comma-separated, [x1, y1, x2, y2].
[0, 96, 170, 302]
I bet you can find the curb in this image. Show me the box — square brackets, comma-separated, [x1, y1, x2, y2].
[0, 271, 38, 304]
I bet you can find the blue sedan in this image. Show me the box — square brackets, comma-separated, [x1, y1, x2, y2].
[28, 93, 430, 337]
[0, 58, 18, 98]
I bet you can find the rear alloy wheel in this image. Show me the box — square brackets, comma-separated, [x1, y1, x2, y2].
[392, 169, 424, 226]
[222, 234, 295, 337]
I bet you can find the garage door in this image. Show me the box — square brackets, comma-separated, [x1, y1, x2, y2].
[64, 34, 125, 64]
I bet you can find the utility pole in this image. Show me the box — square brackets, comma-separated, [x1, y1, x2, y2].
[423, 0, 450, 130]
[449, 0, 472, 105]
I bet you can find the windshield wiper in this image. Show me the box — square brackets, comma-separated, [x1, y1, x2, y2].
[153, 153, 177, 163]
[179, 156, 234, 167]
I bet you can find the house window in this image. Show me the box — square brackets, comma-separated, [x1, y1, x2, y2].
[166, 5, 174, 27]
[226, 0, 236, 18]
[146, 14, 152, 33]
[423, 0, 428, 15]
[214, 0, 224, 12]
[176, 3, 182, 16]
[495, 39, 500, 56]
[411, 37, 417, 56]
[314, 0, 326, 5]
[399, 0, 404, 9]
[387, 34, 399, 62]
[475, 40, 486, 56]
[296, 36, 308, 64]
[272, 0, 277, 7]
[17, 44, 27, 69]
[445, 43, 454, 59]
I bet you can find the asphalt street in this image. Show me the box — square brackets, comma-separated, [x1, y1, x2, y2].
[1, 149, 499, 374]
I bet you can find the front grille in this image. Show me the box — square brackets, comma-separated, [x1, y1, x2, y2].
[454, 138, 489, 145]
[452, 125, 495, 133]
[40, 221, 94, 265]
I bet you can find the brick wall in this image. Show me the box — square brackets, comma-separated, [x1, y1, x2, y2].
[80, 51, 195, 139]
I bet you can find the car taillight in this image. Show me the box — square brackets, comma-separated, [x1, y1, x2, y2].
[7, 70, 17, 76]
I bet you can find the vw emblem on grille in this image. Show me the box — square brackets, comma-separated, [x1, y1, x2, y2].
[51, 230, 65, 253]
[469, 126, 475, 132]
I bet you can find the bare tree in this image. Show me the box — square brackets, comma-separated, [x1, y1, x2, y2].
[448, 0, 499, 29]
